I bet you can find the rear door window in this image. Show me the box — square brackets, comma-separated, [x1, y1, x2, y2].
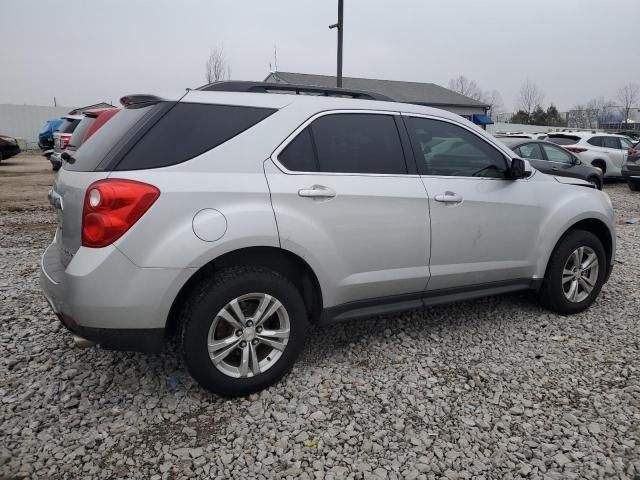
[311, 114, 407, 174]
[278, 127, 318, 172]
[587, 137, 604, 147]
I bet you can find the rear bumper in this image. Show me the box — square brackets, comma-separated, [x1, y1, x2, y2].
[40, 239, 194, 353]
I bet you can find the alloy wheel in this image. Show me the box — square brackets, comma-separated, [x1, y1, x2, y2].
[207, 293, 290, 378]
[562, 246, 599, 303]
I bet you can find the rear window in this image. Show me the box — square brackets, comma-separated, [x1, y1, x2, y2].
[58, 118, 81, 134]
[547, 135, 580, 145]
[64, 106, 156, 171]
[114, 103, 276, 171]
[67, 117, 96, 149]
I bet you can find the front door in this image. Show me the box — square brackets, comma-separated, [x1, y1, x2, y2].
[403, 115, 543, 291]
[265, 111, 431, 308]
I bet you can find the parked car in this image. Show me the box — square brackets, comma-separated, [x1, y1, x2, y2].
[0, 134, 21, 162]
[495, 132, 548, 140]
[48, 115, 83, 170]
[546, 132, 633, 178]
[615, 130, 640, 142]
[497, 137, 604, 189]
[49, 110, 118, 170]
[38, 118, 64, 150]
[41, 82, 616, 396]
[622, 141, 640, 191]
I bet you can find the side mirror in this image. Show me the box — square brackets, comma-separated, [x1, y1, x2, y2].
[508, 157, 527, 179]
[571, 156, 580, 165]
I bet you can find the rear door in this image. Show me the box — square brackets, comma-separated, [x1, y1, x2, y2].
[403, 115, 542, 291]
[539, 143, 581, 179]
[601, 136, 625, 168]
[265, 111, 431, 307]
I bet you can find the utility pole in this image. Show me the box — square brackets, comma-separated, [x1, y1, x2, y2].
[328, 0, 344, 87]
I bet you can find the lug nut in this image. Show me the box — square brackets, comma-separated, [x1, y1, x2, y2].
[252, 339, 258, 346]
[240, 341, 247, 348]
[236, 330, 242, 337]
[246, 320, 253, 327]
[256, 326, 263, 333]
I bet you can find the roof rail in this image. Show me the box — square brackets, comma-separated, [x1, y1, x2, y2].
[195, 81, 393, 102]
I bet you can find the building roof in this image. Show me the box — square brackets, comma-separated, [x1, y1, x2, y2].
[265, 72, 489, 109]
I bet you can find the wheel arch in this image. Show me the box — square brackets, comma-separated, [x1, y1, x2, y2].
[543, 218, 613, 281]
[166, 246, 324, 337]
[591, 159, 607, 173]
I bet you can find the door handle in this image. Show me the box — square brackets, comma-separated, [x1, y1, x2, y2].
[434, 191, 463, 203]
[298, 185, 336, 199]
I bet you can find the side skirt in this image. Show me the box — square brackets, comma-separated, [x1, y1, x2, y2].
[317, 278, 542, 326]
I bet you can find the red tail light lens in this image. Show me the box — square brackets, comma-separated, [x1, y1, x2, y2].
[62, 135, 71, 147]
[82, 179, 160, 248]
[565, 147, 588, 153]
[628, 148, 637, 155]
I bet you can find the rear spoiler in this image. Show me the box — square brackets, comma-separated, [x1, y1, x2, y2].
[119, 94, 165, 108]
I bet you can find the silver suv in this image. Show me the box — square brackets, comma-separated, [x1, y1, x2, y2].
[41, 82, 616, 396]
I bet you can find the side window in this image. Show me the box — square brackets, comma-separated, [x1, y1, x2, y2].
[278, 127, 317, 172]
[619, 137, 632, 149]
[541, 144, 573, 164]
[587, 137, 604, 147]
[405, 117, 507, 177]
[310, 114, 407, 174]
[517, 143, 544, 160]
[602, 137, 621, 149]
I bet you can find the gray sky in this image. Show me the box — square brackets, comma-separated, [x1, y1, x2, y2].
[3, 0, 639, 111]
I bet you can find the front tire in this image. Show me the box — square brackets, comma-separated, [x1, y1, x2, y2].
[179, 266, 309, 396]
[587, 176, 601, 190]
[539, 230, 606, 314]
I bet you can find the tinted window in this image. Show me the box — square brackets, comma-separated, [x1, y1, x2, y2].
[58, 118, 81, 134]
[548, 135, 581, 145]
[67, 117, 96, 149]
[542, 144, 573, 164]
[278, 127, 317, 172]
[516, 143, 544, 160]
[602, 137, 620, 149]
[620, 138, 632, 149]
[587, 137, 604, 147]
[310, 114, 406, 174]
[115, 103, 276, 171]
[406, 117, 507, 177]
[65, 106, 155, 171]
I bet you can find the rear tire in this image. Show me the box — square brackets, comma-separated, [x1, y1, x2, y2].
[628, 180, 640, 192]
[539, 230, 606, 315]
[179, 266, 309, 396]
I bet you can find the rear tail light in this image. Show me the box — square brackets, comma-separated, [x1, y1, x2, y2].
[565, 147, 588, 153]
[628, 148, 637, 155]
[61, 135, 71, 147]
[82, 179, 160, 248]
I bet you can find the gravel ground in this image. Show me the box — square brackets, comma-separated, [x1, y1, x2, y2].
[1, 182, 639, 480]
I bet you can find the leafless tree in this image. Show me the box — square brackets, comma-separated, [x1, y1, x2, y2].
[567, 105, 588, 129]
[516, 80, 545, 117]
[584, 97, 616, 128]
[448, 76, 483, 101]
[205, 47, 231, 84]
[484, 90, 504, 118]
[616, 83, 640, 127]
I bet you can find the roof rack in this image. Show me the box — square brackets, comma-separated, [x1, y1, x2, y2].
[195, 81, 393, 102]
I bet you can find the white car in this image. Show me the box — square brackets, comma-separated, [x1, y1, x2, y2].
[495, 132, 548, 140]
[547, 132, 634, 178]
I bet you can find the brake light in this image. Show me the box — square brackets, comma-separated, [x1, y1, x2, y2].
[82, 179, 160, 248]
[565, 147, 588, 153]
[62, 135, 71, 147]
[628, 148, 637, 155]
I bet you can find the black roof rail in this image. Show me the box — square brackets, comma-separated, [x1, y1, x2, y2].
[194, 81, 393, 102]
